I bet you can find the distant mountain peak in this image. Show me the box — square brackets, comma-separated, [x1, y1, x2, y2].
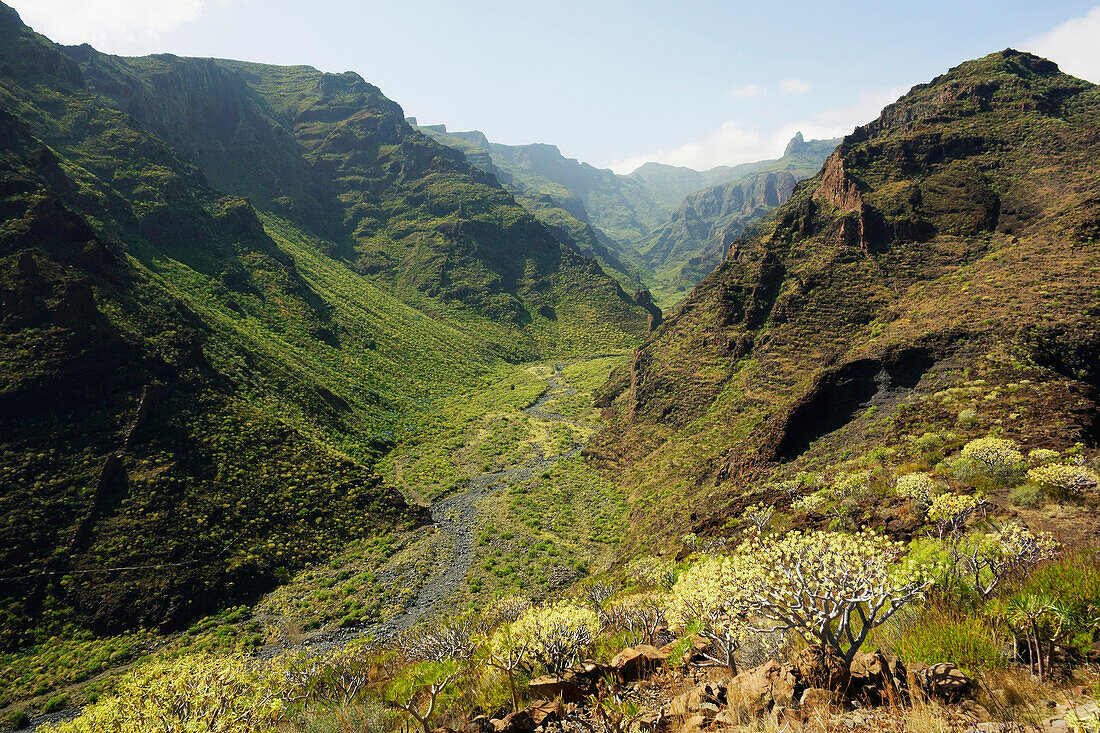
[783, 132, 806, 156]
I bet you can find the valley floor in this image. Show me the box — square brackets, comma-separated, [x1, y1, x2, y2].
[1, 355, 632, 725]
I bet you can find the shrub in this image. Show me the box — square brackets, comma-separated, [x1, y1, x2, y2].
[41, 694, 69, 714]
[599, 593, 666, 646]
[896, 472, 938, 504]
[956, 522, 1059, 598]
[383, 659, 462, 733]
[739, 504, 775, 534]
[509, 602, 598, 676]
[790, 490, 830, 514]
[625, 556, 675, 590]
[38, 655, 285, 733]
[665, 555, 751, 672]
[926, 492, 987, 538]
[890, 606, 1006, 676]
[955, 436, 1023, 487]
[6, 710, 30, 729]
[738, 530, 937, 664]
[1026, 463, 1100, 499]
[1008, 483, 1043, 508]
[1027, 448, 1060, 464]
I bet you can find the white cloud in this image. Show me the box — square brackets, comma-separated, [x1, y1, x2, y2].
[780, 77, 813, 94]
[609, 86, 906, 174]
[1023, 6, 1100, 84]
[729, 84, 762, 99]
[7, 0, 206, 48]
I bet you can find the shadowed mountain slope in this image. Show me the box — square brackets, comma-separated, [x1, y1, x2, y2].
[0, 2, 653, 648]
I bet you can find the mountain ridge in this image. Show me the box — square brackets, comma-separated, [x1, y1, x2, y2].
[590, 49, 1100, 546]
[0, 1, 653, 648]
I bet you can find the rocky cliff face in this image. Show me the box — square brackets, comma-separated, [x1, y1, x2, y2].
[640, 136, 839, 303]
[591, 51, 1100, 544]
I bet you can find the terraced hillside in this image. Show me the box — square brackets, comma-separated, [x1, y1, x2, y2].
[591, 50, 1100, 547]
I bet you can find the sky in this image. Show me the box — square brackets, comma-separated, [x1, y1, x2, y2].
[9, 1, 1100, 173]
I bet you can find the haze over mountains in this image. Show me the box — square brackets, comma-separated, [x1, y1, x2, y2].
[417, 123, 838, 306]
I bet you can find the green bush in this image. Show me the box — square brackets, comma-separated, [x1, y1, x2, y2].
[890, 606, 1007, 676]
[1008, 482, 1042, 508]
[42, 693, 70, 714]
[1000, 550, 1100, 620]
[6, 709, 30, 729]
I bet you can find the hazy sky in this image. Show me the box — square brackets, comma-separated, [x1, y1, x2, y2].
[10, 1, 1100, 173]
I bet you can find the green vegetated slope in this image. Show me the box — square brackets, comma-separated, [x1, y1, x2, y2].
[0, 1, 653, 651]
[641, 133, 840, 304]
[591, 50, 1100, 548]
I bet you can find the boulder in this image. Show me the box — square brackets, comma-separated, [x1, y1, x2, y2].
[610, 644, 668, 682]
[848, 649, 907, 706]
[671, 678, 728, 721]
[466, 716, 494, 733]
[727, 659, 801, 716]
[799, 687, 842, 714]
[526, 675, 585, 704]
[566, 661, 610, 693]
[960, 700, 991, 723]
[491, 699, 563, 733]
[910, 662, 974, 704]
[792, 644, 849, 692]
[1087, 640, 1100, 665]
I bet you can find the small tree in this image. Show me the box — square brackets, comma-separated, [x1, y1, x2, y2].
[486, 624, 531, 711]
[957, 522, 1059, 599]
[740, 530, 936, 665]
[384, 659, 461, 733]
[511, 602, 599, 677]
[664, 555, 751, 672]
[926, 492, 987, 539]
[599, 593, 666, 646]
[740, 504, 775, 534]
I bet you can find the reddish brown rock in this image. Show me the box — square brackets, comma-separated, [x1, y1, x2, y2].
[525, 675, 585, 704]
[727, 659, 801, 716]
[610, 644, 668, 682]
[793, 644, 849, 692]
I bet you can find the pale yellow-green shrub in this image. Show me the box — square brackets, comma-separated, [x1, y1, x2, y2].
[39, 655, 285, 733]
[895, 472, 938, 504]
[664, 554, 753, 671]
[509, 601, 598, 676]
[737, 529, 936, 663]
[1026, 463, 1100, 498]
[926, 492, 987, 538]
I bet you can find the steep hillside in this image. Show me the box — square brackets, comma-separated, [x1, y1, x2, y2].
[0, 2, 652, 649]
[414, 126, 646, 291]
[641, 133, 840, 304]
[419, 125, 824, 308]
[591, 51, 1100, 546]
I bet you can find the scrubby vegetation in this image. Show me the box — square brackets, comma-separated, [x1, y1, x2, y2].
[21, 431, 1099, 732]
